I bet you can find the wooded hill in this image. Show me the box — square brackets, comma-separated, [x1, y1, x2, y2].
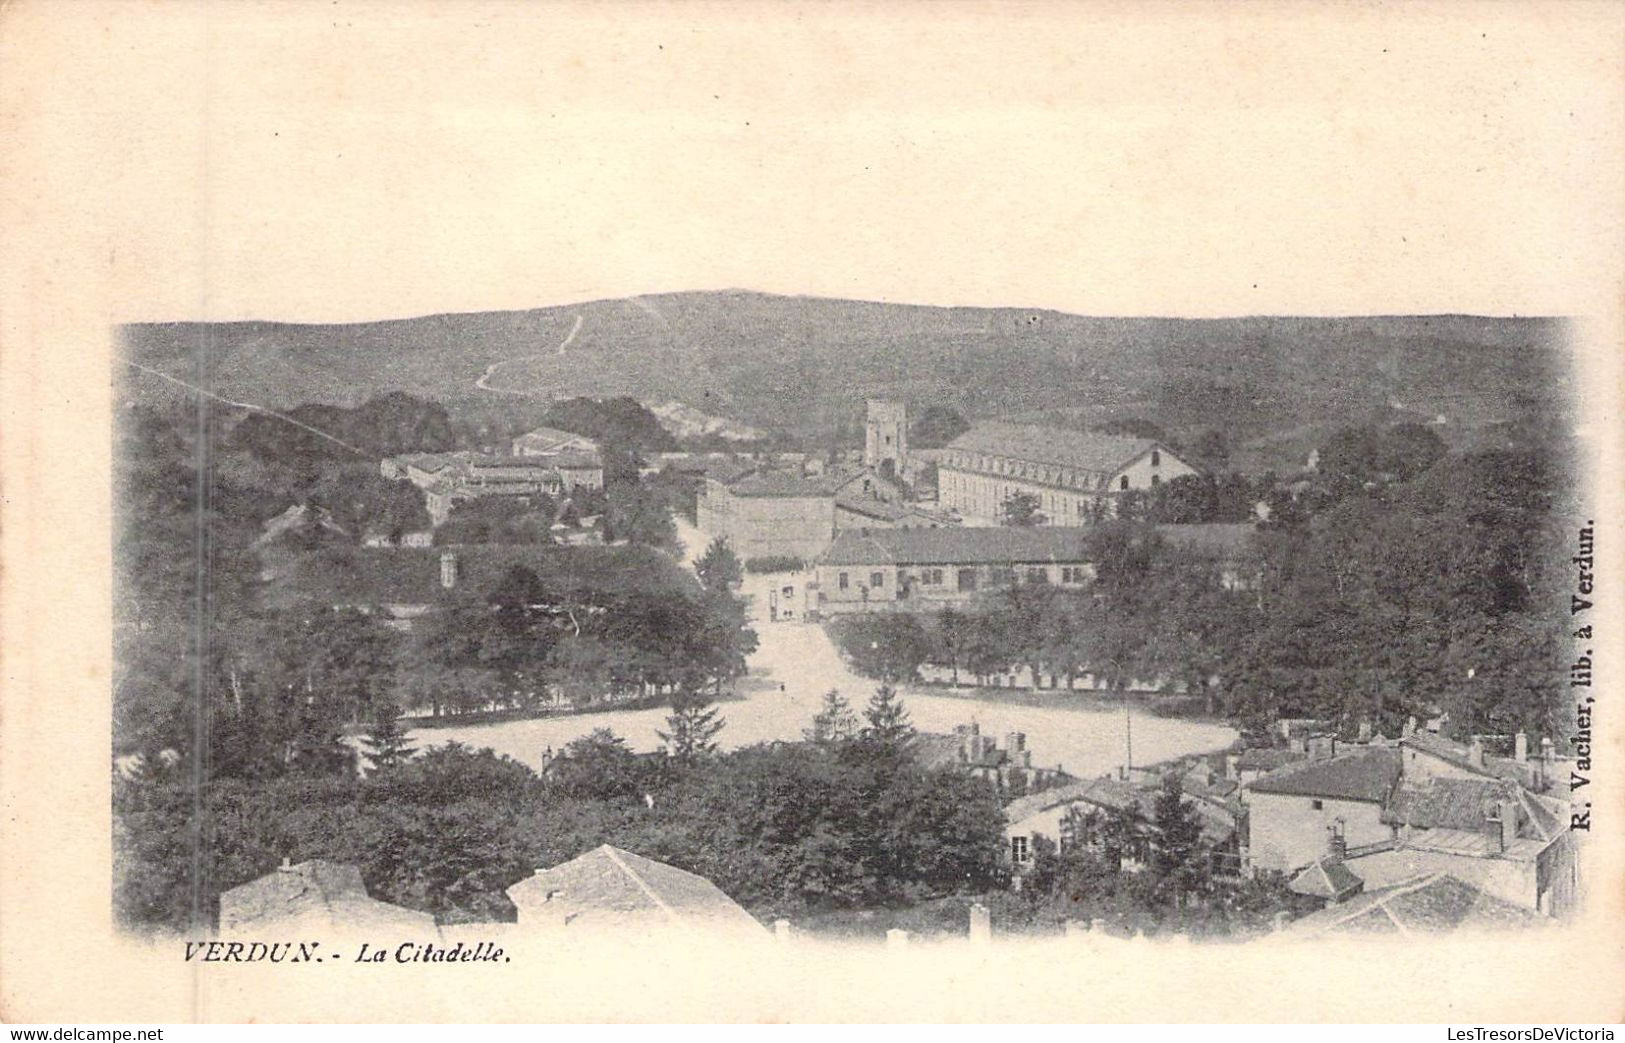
[120, 291, 1573, 467]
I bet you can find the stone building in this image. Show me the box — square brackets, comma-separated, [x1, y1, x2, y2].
[864, 398, 909, 480]
[936, 421, 1199, 524]
[697, 464, 899, 562]
[812, 526, 1096, 616]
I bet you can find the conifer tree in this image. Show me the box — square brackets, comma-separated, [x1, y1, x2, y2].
[861, 684, 916, 752]
[658, 690, 726, 762]
[363, 701, 417, 775]
[804, 688, 859, 745]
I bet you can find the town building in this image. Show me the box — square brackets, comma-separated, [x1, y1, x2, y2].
[510, 425, 599, 458]
[1241, 728, 1576, 916]
[1001, 775, 1238, 878]
[697, 464, 900, 562]
[506, 844, 766, 938]
[811, 522, 1253, 619]
[813, 526, 1096, 616]
[936, 421, 1199, 523]
[218, 859, 438, 936]
[863, 398, 909, 480]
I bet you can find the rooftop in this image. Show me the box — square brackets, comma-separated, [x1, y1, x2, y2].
[218, 860, 437, 934]
[506, 845, 765, 936]
[1247, 747, 1401, 804]
[946, 422, 1166, 476]
[513, 426, 597, 451]
[1289, 857, 1366, 901]
[1285, 872, 1544, 937]
[820, 526, 1094, 567]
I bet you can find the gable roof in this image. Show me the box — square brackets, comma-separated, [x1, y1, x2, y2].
[946, 422, 1169, 476]
[1247, 747, 1401, 804]
[513, 426, 597, 452]
[218, 860, 437, 934]
[1289, 857, 1366, 901]
[1004, 777, 1235, 846]
[1285, 872, 1544, 937]
[506, 845, 765, 935]
[1236, 748, 1307, 773]
[820, 526, 1094, 567]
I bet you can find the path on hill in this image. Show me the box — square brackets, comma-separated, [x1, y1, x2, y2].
[474, 312, 583, 394]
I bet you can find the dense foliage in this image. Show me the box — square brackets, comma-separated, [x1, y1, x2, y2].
[115, 694, 1008, 932]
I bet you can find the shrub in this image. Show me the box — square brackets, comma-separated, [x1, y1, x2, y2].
[744, 555, 805, 574]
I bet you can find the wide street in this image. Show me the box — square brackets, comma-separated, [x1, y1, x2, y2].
[414, 516, 1236, 775]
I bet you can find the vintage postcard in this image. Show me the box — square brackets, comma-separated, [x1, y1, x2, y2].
[1, 0, 1622, 1025]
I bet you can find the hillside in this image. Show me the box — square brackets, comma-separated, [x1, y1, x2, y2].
[118, 291, 1574, 462]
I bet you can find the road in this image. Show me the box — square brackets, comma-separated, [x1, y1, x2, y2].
[413, 554, 1236, 776]
[475, 313, 583, 393]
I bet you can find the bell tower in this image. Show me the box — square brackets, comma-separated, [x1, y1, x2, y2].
[864, 399, 908, 480]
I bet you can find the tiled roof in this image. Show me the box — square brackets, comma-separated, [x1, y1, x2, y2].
[1247, 747, 1401, 803]
[1289, 857, 1365, 900]
[506, 845, 765, 935]
[1236, 748, 1307, 772]
[1005, 777, 1235, 846]
[218, 860, 437, 933]
[1285, 872, 1544, 937]
[1383, 778, 1520, 834]
[726, 470, 847, 498]
[513, 426, 596, 452]
[820, 526, 1094, 567]
[548, 452, 603, 470]
[946, 422, 1163, 476]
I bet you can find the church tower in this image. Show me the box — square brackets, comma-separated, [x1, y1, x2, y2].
[864, 399, 908, 480]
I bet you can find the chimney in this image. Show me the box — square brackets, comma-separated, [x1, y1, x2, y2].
[1289, 735, 1307, 754]
[1224, 754, 1240, 781]
[1468, 737, 1485, 769]
[1403, 716, 1417, 739]
[1495, 799, 1518, 852]
[439, 551, 459, 589]
[968, 903, 991, 945]
[1514, 732, 1528, 763]
[1005, 732, 1027, 754]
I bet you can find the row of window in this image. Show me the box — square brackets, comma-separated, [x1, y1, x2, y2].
[832, 564, 1091, 592]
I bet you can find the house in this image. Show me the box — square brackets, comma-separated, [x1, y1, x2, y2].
[510, 425, 599, 458]
[1242, 744, 1403, 874]
[936, 421, 1200, 524]
[506, 845, 766, 938]
[813, 526, 1096, 616]
[1242, 729, 1577, 916]
[1283, 872, 1545, 937]
[697, 463, 898, 562]
[218, 860, 438, 936]
[1002, 774, 1238, 876]
[946, 722, 1072, 792]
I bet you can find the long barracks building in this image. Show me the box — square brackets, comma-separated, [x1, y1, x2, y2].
[936, 421, 1199, 523]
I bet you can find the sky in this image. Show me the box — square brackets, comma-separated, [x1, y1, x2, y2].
[14, 0, 1625, 323]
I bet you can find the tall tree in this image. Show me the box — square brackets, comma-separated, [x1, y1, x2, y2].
[804, 689, 859, 746]
[659, 690, 726, 762]
[694, 536, 743, 593]
[861, 684, 916, 752]
[363, 700, 417, 774]
[1000, 491, 1046, 527]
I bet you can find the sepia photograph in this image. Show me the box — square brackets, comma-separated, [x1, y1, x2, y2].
[2, 0, 1622, 1027]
